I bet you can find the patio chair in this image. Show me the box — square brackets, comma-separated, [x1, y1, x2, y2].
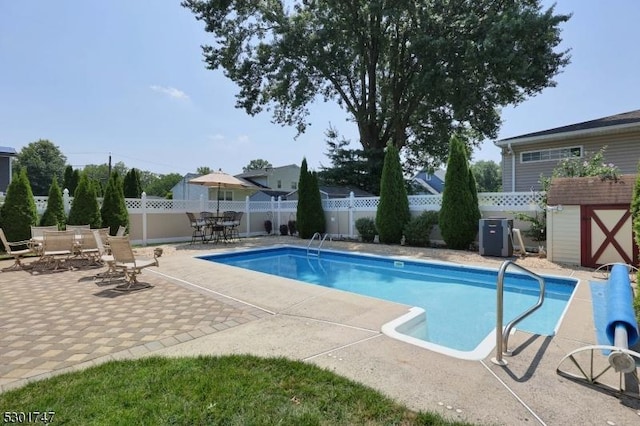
[30, 225, 59, 254]
[66, 224, 91, 232]
[35, 230, 76, 271]
[77, 228, 101, 264]
[116, 225, 127, 236]
[0, 228, 34, 271]
[186, 212, 206, 244]
[227, 211, 244, 242]
[92, 230, 124, 284]
[108, 235, 158, 291]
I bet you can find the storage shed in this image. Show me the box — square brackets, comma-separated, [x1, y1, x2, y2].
[546, 174, 638, 267]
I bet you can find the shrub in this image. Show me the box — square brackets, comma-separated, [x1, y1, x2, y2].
[439, 135, 478, 250]
[403, 211, 439, 247]
[296, 158, 326, 239]
[279, 224, 289, 235]
[67, 172, 101, 228]
[101, 171, 129, 235]
[375, 143, 410, 244]
[39, 177, 66, 229]
[264, 220, 272, 234]
[287, 220, 297, 235]
[355, 217, 377, 242]
[0, 168, 38, 242]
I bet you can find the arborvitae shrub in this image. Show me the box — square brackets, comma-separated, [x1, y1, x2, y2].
[40, 178, 66, 228]
[439, 135, 478, 250]
[375, 143, 410, 244]
[67, 172, 101, 228]
[0, 168, 38, 242]
[296, 158, 325, 239]
[101, 171, 129, 235]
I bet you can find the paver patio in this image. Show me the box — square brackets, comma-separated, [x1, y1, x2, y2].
[1, 237, 640, 425]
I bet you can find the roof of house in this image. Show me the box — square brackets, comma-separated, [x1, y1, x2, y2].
[546, 174, 636, 205]
[411, 169, 445, 194]
[235, 164, 300, 179]
[0, 146, 17, 156]
[495, 109, 640, 147]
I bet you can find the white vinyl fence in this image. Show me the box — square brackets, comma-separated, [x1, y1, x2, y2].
[21, 190, 545, 248]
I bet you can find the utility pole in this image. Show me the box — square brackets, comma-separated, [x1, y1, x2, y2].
[108, 152, 112, 177]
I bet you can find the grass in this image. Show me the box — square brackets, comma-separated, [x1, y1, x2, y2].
[0, 355, 473, 425]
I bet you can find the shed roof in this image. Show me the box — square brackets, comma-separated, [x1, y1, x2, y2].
[546, 174, 636, 205]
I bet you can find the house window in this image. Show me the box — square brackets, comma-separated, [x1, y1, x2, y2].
[217, 190, 233, 201]
[521, 146, 582, 163]
[277, 180, 282, 189]
[291, 182, 297, 189]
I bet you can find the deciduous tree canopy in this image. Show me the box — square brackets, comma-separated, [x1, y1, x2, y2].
[184, 0, 570, 176]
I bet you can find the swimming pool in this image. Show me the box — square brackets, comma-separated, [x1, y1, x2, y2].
[200, 246, 578, 360]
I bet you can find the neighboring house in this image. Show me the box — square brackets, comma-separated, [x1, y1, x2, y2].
[0, 146, 17, 194]
[411, 169, 446, 194]
[236, 164, 301, 192]
[170, 173, 210, 201]
[286, 185, 375, 200]
[494, 109, 640, 192]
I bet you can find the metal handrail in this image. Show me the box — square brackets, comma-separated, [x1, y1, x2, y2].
[491, 260, 546, 366]
[307, 232, 328, 257]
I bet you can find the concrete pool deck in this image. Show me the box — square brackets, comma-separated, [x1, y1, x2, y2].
[1, 236, 639, 425]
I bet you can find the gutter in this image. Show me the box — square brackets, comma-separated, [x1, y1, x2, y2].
[495, 121, 640, 147]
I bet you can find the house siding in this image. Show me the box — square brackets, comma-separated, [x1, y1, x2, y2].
[501, 129, 640, 191]
[547, 206, 580, 265]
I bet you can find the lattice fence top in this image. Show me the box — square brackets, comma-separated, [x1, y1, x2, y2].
[26, 191, 545, 214]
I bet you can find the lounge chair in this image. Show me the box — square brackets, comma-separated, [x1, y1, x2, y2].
[35, 230, 76, 271]
[116, 225, 127, 236]
[92, 230, 124, 284]
[108, 236, 158, 291]
[0, 228, 34, 271]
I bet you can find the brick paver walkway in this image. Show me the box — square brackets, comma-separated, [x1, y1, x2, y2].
[0, 261, 269, 392]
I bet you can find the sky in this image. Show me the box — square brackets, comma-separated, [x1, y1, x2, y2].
[1, 1, 639, 176]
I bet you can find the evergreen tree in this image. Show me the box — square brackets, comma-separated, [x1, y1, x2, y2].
[439, 135, 478, 250]
[296, 158, 312, 238]
[0, 168, 38, 242]
[101, 171, 129, 235]
[124, 168, 143, 198]
[468, 165, 482, 238]
[309, 170, 326, 235]
[63, 165, 74, 193]
[67, 172, 101, 228]
[296, 159, 326, 239]
[40, 178, 66, 228]
[376, 143, 410, 244]
[69, 169, 80, 195]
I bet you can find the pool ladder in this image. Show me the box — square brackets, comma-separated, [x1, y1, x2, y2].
[491, 260, 546, 366]
[307, 232, 328, 257]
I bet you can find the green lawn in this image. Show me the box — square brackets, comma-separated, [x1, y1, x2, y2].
[0, 355, 474, 425]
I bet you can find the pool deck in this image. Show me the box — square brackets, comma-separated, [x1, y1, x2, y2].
[1, 237, 639, 425]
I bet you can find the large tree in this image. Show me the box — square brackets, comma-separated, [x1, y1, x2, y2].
[184, 0, 570, 177]
[13, 139, 67, 196]
[318, 126, 380, 194]
[243, 159, 273, 172]
[123, 168, 143, 198]
[470, 160, 501, 192]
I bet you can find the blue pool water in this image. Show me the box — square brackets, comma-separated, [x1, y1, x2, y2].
[200, 246, 578, 359]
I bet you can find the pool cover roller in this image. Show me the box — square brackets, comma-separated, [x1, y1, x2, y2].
[605, 263, 639, 348]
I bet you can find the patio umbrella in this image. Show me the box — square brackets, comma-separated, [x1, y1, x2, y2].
[189, 169, 257, 215]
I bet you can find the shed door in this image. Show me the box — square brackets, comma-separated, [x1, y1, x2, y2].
[580, 204, 638, 268]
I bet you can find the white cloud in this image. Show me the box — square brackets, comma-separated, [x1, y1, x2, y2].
[149, 85, 189, 100]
